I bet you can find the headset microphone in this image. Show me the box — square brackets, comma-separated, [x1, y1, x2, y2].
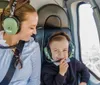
[52, 58, 70, 63]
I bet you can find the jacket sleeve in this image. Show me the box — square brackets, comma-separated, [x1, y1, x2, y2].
[28, 42, 41, 85]
[41, 72, 65, 85]
[76, 59, 90, 83]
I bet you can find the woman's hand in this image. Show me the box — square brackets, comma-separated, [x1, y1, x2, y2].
[79, 82, 87, 85]
[59, 58, 69, 76]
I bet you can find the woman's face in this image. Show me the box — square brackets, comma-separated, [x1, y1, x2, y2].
[18, 12, 38, 41]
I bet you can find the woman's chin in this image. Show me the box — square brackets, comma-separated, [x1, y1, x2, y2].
[21, 37, 30, 41]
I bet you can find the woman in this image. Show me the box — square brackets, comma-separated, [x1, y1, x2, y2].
[0, 2, 41, 85]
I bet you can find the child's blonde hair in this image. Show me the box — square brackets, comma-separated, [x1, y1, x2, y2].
[48, 31, 70, 45]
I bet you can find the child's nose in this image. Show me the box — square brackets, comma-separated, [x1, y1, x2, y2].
[59, 52, 64, 58]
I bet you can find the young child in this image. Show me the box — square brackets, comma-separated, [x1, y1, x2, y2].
[41, 32, 90, 85]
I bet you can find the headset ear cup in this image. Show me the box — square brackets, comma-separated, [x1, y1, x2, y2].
[68, 42, 75, 58]
[2, 17, 19, 34]
[44, 47, 52, 60]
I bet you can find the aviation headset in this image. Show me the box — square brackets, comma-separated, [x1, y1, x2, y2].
[2, 0, 29, 35]
[0, 0, 31, 49]
[44, 32, 75, 63]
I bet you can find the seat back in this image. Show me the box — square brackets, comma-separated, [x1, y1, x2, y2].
[44, 26, 72, 47]
[35, 27, 44, 63]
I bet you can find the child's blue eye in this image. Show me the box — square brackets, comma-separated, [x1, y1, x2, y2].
[54, 50, 59, 53]
[54, 50, 58, 52]
[63, 49, 68, 52]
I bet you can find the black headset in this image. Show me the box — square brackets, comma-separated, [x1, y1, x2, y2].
[44, 32, 75, 63]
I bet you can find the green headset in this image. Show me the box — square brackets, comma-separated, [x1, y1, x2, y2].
[2, 0, 30, 35]
[2, 0, 20, 35]
[44, 32, 75, 62]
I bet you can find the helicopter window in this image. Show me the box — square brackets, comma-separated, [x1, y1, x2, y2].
[78, 4, 100, 79]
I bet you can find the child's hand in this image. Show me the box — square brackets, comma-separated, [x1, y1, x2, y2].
[79, 82, 87, 85]
[59, 58, 69, 76]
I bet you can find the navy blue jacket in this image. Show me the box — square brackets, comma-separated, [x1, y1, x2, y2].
[41, 57, 90, 85]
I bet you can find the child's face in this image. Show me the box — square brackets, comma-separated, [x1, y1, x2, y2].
[49, 39, 69, 61]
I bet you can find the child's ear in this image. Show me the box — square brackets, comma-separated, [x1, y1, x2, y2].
[68, 42, 75, 58]
[44, 46, 52, 60]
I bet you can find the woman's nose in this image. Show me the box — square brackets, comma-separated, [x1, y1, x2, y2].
[33, 27, 37, 35]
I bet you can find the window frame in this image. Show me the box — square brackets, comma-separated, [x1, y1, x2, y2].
[77, 2, 100, 80]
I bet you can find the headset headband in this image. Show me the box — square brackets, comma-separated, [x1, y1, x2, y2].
[47, 32, 70, 46]
[5, 0, 30, 12]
